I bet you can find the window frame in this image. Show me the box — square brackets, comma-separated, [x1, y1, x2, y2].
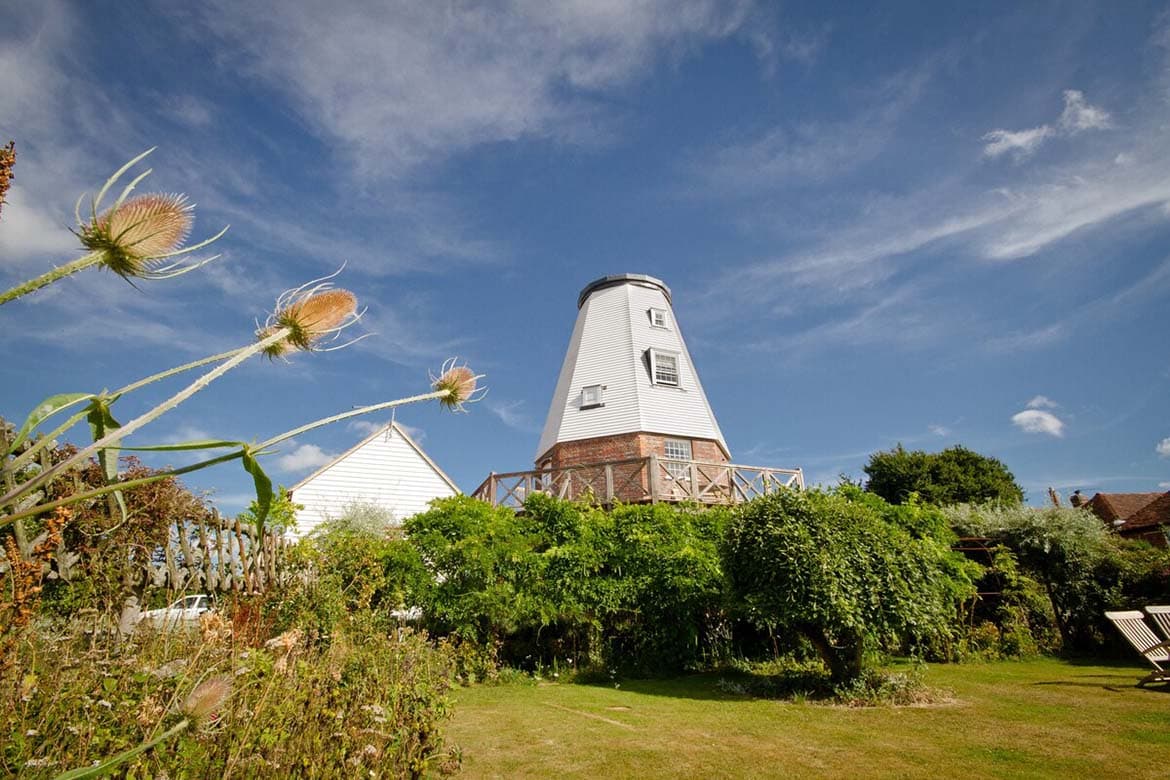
[663, 438, 692, 481]
[580, 384, 605, 409]
[648, 348, 681, 387]
[649, 307, 669, 329]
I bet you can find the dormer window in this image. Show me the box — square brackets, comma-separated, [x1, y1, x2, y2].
[648, 349, 680, 387]
[581, 384, 605, 408]
[649, 308, 669, 328]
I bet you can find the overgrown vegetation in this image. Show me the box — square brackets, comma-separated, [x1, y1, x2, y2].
[945, 503, 1170, 656]
[1, 150, 477, 776]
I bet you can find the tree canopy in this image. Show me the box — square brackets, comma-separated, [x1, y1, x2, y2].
[863, 444, 1024, 506]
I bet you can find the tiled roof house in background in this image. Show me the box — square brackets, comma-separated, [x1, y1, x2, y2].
[1114, 492, 1170, 547]
[1082, 491, 1170, 547]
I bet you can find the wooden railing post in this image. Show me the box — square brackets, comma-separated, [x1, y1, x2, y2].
[648, 454, 660, 503]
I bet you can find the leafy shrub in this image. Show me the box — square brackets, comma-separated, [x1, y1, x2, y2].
[945, 504, 1170, 655]
[404, 494, 731, 675]
[723, 489, 976, 683]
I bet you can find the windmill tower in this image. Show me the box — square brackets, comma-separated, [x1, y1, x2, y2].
[535, 274, 729, 475]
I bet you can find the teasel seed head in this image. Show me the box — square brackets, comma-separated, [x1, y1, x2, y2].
[79, 193, 193, 277]
[72, 148, 228, 281]
[431, 358, 486, 412]
[182, 675, 231, 723]
[259, 266, 367, 358]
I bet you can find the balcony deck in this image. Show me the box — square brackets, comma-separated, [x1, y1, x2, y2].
[471, 455, 804, 509]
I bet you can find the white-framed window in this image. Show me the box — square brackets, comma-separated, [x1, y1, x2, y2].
[648, 349, 680, 386]
[663, 438, 692, 480]
[649, 308, 669, 328]
[581, 384, 604, 408]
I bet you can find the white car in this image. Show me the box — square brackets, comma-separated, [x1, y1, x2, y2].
[138, 594, 213, 630]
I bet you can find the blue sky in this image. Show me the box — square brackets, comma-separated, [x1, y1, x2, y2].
[2, 1, 1169, 513]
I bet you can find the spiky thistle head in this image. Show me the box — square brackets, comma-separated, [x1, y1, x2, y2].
[79, 193, 193, 276]
[182, 676, 231, 723]
[258, 267, 366, 358]
[73, 148, 227, 281]
[430, 358, 486, 411]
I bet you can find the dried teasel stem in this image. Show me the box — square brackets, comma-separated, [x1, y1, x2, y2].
[0, 328, 292, 516]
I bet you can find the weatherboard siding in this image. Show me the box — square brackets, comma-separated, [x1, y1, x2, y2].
[289, 426, 457, 538]
[535, 277, 728, 464]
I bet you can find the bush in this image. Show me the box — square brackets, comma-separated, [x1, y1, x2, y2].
[403, 494, 731, 675]
[945, 504, 1170, 655]
[723, 488, 976, 683]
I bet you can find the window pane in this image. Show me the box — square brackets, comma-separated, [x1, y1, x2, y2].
[654, 353, 679, 385]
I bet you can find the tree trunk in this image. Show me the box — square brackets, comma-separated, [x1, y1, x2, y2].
[800, 624, 864, 685]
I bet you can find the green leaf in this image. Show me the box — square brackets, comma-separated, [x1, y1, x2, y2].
[120, 440, 246, 452]
[87, 398, 126, 524]
[86, 398, 123, 483]
[8, 393, 94, 453]
[242, 449, 273, 535]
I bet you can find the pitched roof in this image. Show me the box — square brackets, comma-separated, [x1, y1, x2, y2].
[288, 420, 458, 494]
[1119, 492, 1170, 533]
[1083, 492, 1163, 523]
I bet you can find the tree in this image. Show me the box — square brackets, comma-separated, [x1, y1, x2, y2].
[723, 489, 975, 684]
[863, 444, 1023, 506]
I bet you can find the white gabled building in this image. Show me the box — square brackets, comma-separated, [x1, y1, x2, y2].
[536, 273, 730, 472]
[287, 421, 458, 538]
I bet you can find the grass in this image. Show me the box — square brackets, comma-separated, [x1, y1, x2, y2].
[447, 658, 1170, 778]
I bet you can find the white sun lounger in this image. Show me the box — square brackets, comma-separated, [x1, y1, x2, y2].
[1105, 610, 1170, 687]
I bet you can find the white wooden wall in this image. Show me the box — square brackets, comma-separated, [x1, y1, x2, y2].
[288, 424, 457, 538]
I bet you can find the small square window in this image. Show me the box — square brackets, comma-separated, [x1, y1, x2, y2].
[649, 350, 679, 386]
[581, 385, 604, 408]
[649, 308, 669, 328]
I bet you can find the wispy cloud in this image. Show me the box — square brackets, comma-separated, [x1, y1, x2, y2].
[1026, 395, 1059, 410]
[1011, 409, 1065, 437]
[1157, 437, 1170, 457]
[928, 424, 951, 437]
[982, 126, 1054, 161]
[487, 399, 540, 433]
[691, 68, 928, 193]
[193, 0, 769, 178]
[982, 89, 1111, 160]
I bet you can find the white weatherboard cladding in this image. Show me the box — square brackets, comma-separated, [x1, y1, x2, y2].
[289, 422, 457, 539]
[535, 279, 728, 460]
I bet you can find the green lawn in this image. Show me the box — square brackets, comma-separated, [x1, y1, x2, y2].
[447, 659, 1170, 778]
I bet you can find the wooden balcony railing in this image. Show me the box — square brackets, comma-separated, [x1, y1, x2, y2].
[471, 455, 804, 509]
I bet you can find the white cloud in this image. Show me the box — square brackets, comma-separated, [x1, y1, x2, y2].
[1058, 89, 1112, 133]
[195, 0, 766, 177]
[1026, 395, 1059, 410]
[0, 185, 79, 263]
[1157, 437, 1170, 458]
[928, 424, 951, 437]
[396, 422, 427, 443]
[1011, 409, 1065, 437]
[982, 126, 1055, 160]
[487, 399, 540, 433]
[693, 68, 928, 191]
[1160, 481, 1170, 489]
[347, 419, 385, 437]
[275, 443, 337, 473]
[982, 89, 1111, 162]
